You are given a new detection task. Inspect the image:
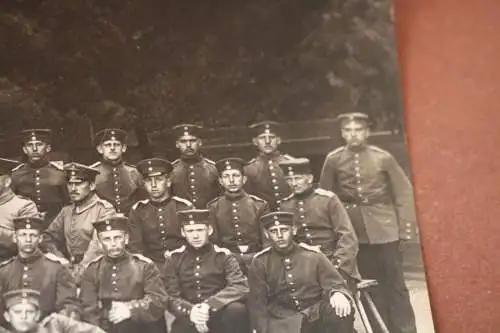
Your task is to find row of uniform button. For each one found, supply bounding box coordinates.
[34,169,42,206]
[269,160,282,203]
[188,165,198,205]
[230,202,243,241]
[112,168,122,211]
[282,258,302,310]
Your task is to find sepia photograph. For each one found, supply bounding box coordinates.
[0,1,434,333]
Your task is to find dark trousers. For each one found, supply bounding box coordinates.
[102,316,166,333]
[357,241,417,333]
[301,301,354,333]
[171,301,248,333]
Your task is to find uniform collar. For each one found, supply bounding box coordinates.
[224,190,245,201]
[101,158,123,167]
[18,249,43,264]
[258,150,281,160]
[28,158,49,169]
[74,192,100,214]
[0,189,15,206]
[294,186,314,200]
[346,144,368,153]
[150,195,172,207]
[105,250,131,264]
[272,242,298,256]
[180,154,202,164]
[187,242,213,255]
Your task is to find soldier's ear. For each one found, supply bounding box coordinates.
[207,225,214,236]
[217,177,224,188]
[252,137,259,147]
[197,139,203,148]
[96,144,104,155]
[46,144,52,153]
[180,228,186,238]
[121,144,128,153]
[124,233,129,245]
[89,181,96,191]
[242,175,248,185]
[3,311,10,324]
[175,140,181,149]
[276,136,282,145]
[12,233,17,244]
[34,310,40,322]
[292,226,298,236]
[22,145,29,155]
[306,175,314,184]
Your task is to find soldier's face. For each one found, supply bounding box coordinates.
[182,224,213,249]
[285,174,313,194]
[98,230,128,258]
[144,174,171,200]
[97,139,127,162]
[176,135,202,157]
[341,121,369,147]
[67,180,95,203]
[252,133,281,154]
[4,303,40,333]
[266,225,295,249]
[0,175,11,194]
[22,140,51,163]
[14,230,41,255]
[219,169,246,193]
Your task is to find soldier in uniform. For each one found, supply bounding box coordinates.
[10,129,70,230]
[170,124,220,209]
[318,112,417,333]
[0,158,39,262]
[278,157,360,288]
[163,209,249,333]
[243,121,293,210]
[248,211,354,333]
[1,289,105,333]
[0,216,80,322]
[128,157,193,267]
[90,128,146,215]
[208,157,269,272]
[80,215,168,333]
[42,162,116,281]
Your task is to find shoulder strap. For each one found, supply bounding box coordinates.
[173,196,194,207]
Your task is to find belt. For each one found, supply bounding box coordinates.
[340,196,392,206]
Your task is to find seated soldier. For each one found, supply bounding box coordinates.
[208,157,269,272]
[0,216,79,323]
[79,215,168,333]
[278,157,360,289]
[163,209,249,333]
[248,212,355,333]
[1,289,105,333]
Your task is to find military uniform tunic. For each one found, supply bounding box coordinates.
[80,252,168,333]
[0,190,39,260]
[42,193,116,266]
[208,191,269,254]
[10,161,69,229]
[248,243,353,333]
[243,152,293,210]
[0,251,79,319]
[279,188,359,281]
[90,161,146,215]
[128,196,193,265]
[170,156,219,209]
[319,145,416,244]
[162,244,248,319]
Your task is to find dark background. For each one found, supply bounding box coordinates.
[0,0,405,171]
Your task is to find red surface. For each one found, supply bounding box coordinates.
[396,1,500,332]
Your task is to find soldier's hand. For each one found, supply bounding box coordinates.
[189,303,210,325]
[329,292,352,318]
[108,301,132,324]
[398,239,410,252]
[195,322,210,333]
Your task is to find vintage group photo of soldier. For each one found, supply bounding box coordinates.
[0,1,435,333]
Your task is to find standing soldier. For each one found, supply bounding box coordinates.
[0,216,80,320]
[243,121,293,210]
[128,157,193,267]
[90,128,146,215]
[247,211,354,333]
[42,162,116,281]
[208,157,269,271]
[0,158,39,262]
[10,129,70,230]
[163,209,249,333]
[170,124,219,209]
[318,112,417,333]
[1,289,105,333]
[80,215,168,333]
[279,157,360,288]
